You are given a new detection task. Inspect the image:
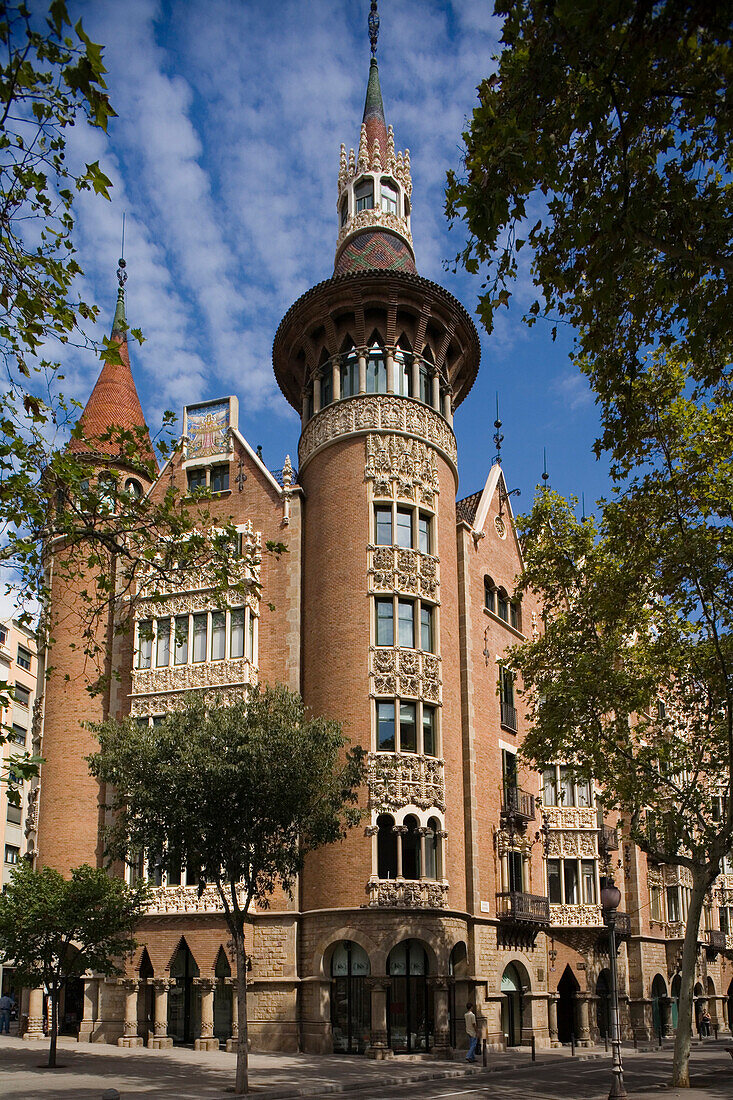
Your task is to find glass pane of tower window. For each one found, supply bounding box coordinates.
[418,514,431,554]
[211,612,226,660]
[174,616,189,665]
[230,609,245,659]
[187,468,206,493]
[543,768,558,806]
[339,197,348,227]
[210,465,229,492]
[375,599,394,646]
[193,613,208,663]
[366,348,387,393]
[156,619,170,667]
[247,612,255,661]
[581,860,596,903]
[398,600,414,648]
[667,885,681,922]
[340,354,358,398]
[375,507,392,545]
[560,766,575,806]
[396,509,412,548]
[547,859,562,903]
[510,602,521,630]
[400,702,417,753]
[419,361,431,404]
[422,706,436,756]
[321,367,333,407]
[394,352,411,395]
[650,886,663,922]
[420,606,433,653]
[380,179,398,214]
[377,701,395,751]
[355,178,374,211]
[564,861,579,904]
[496,591,509,621]
[138,621,152,668]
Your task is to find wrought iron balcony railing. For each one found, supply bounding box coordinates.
[502,785,536,823]
[497,891,550,925]
[705,929,726,952]
[600,823,619,851]
[500,700,517,732]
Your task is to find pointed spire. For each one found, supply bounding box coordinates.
[362,57,388,153]
[68,256,156,471]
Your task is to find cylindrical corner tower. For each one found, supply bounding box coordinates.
[273,21,480,1055]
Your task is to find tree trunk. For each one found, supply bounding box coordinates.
[48,985,58,1069]
[233,925,249,1096]
[671,870,708,1087]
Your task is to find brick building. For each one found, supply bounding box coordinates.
[28,26,733,1056]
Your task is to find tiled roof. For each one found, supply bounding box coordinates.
[334,230,417,275]
[363,58,388,153]
[456,490,481,525]
[68,333,156,469]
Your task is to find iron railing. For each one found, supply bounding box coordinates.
[500,700,517,732]
[705,929,726,952]
[497,891,550,924]
[502,785,536,823]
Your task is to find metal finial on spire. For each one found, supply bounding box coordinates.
[581,492,587,522]
[492,392,503,466]
[117,213,127,290]
[542,448,550,491]
[369,0,380,57]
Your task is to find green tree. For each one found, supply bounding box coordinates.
[0,860,147,1067]
[89,685,366,1096]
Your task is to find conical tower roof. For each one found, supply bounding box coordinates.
[69,260,156,471]
[362,58,387,154]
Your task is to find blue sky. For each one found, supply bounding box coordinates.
[62,0,609,512]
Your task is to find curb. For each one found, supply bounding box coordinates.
[250,1059,526,1099]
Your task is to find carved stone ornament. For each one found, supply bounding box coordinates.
[136,524,261,603]
[132,657,256,698]
[368,545,440,602]
[335,207,414,253]
[298,396,457,473]
[146,883,252,915]
[135,589,259,622]
[369,647,441,702]
[367,752,446,812]
[494,515,507,540]
[544,806,597,831]
[497,829,533,857]
[664,864,692,887]
[546,831,599,858]
[130,685,248,718]
[647,867,664,889]
[549,903,604,928]
[365,877,448,909]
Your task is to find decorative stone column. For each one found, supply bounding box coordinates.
[430,368,440,411]
[483,993,505,1051]
[548,993,561,1047]
[523,992,551,1048]
[367,977,393,1059]
[23,987,45,1041]
[117,978,143,1047]
[431,977,452,1059]
[77,977,97,1042]
[660,996,674,1039]
[385,346,395,393]
[629,997,652,1041]
[714,994,730,1035]
[226,979,239,1053]
[358,348,367,394]
[194,977,219,1051]
[148,979,173,1049]
[332,359,341,402]
[576,993,592,1046]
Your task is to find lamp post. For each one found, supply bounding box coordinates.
[601,879,627,1099]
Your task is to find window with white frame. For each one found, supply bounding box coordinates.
[355,177,374,212]
[137,607,256,669]
[373,503,434,553]
[375,699,438,756]
[12,683,30,708]
[547,857,598,904]
[186,463,230,494]
[374,596,434,653]
[4,844,19,864]
[542,764,593,808]
[380,178,398,215]
[17,646,31,671]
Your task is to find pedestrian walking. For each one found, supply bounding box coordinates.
[0,992,14,1035]
[464,1000,478,1063]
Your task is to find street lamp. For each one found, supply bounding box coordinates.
[601,879,627,1099]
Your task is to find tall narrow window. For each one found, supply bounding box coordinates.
[230,608,245,659]
[398,600,414,648]
[211,612,226,661]
[377,814,397,878]
[396,509,413,548]
[247,612,255,661]
[559,766,575,806]
[420,606,433,653]
[542,767,558,806]
[377,701,395,751]
[500,667,516,731]
[422,706,436,756]
[394,351,411,396]
[484,577,495,613]
[402,816,421,879]
[355,178,374,212]
[400,702,417,753]
[667,885,681,922]
[174,616,189,665]
[564,861,579,904]
[366,346,387,393]
[376,599,394,646]
[340,353,358,398]
[138,621,152,669]
[380,179,398,214]
[496,589,509,622]
[339,197,348,227]
[210,465,229,492]
[507,850,523,892]
[193,613,207,663]
[156,619,170,667]
[321,366,333,407]
[375,507,392,545]
[418,514,431,555]
[547,859,562,903]
[510,602,521,631]
[419,360,431,404]
[582,860,596,903]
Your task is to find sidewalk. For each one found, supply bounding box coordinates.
[0,1033,730,1100]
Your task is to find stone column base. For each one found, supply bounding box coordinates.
[118,1036,144,1047]
[77,1022,93,1042]
[194,1037,219,1052]
[148,1036,173,1049]
[22,1031,45,1042]
[432,1043,453,1060]
[368,1043,394,1060]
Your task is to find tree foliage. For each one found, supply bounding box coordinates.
[88,685,366,1095]
[0,860,147,1066]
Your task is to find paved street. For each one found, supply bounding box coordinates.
[0,1035,731,1100]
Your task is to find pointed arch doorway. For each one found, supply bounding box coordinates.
[557,965,580,1043]
[168,939,200,1044]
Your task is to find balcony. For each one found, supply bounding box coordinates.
[502,785,535,824]
[705,929,726,955]
[500,700,517,732]
[600,823,619,851]
[497,891,550,925]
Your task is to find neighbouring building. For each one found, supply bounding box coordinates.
[27,14,733,1055]
[0,616,39,1000]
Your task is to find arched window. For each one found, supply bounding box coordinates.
[387,940,432,1052]
[484,576,496,613]
[331,941,371,1054]
[366,343,387,393]
[380,178,399,215]
[510,600,522,632]
[402,815,421,880]
[339,196,348,227]
[320,361,333,407]
[424,816,442,880]
[355,177,374,212]
[124,477,143,499]
[377,814,397,878]
[496,587,509,622]
[304,386,314,422]
[394,348,412,396]
[340,350,359,398]
[418,355,432,405]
